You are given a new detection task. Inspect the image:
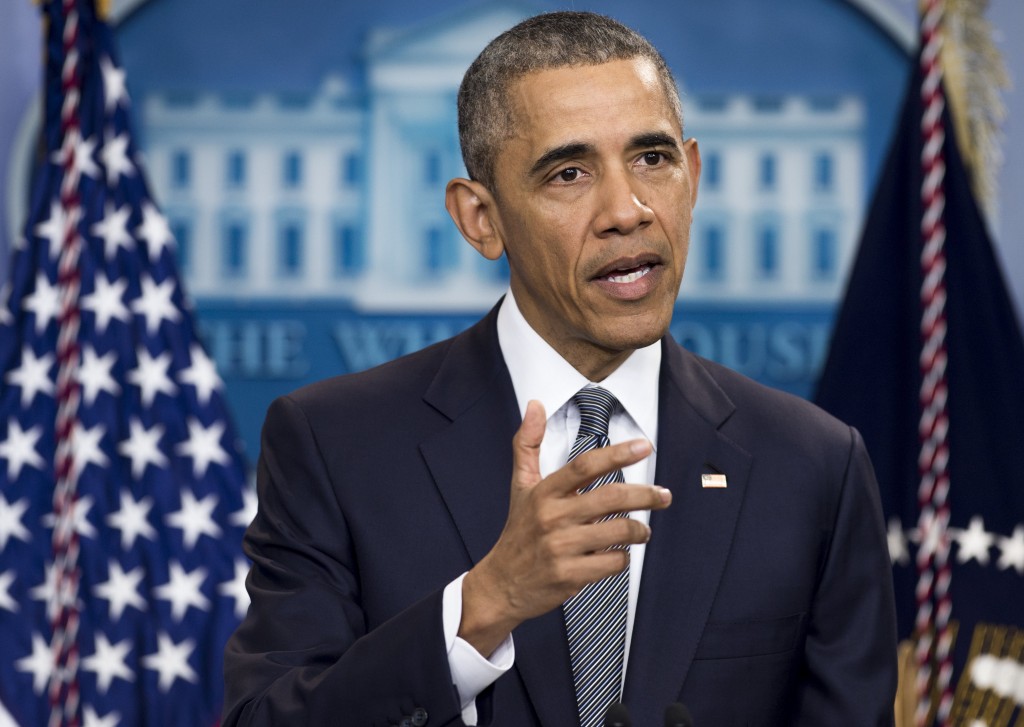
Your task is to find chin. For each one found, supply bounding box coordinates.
[599,319,669,353]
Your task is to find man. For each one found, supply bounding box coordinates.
[223,12,897,726]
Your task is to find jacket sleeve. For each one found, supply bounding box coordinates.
[222,394,466,727]
[794,426,899,726]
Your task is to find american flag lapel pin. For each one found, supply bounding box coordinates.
[701,473,728,489]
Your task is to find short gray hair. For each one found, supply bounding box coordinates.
[457,11,683,191]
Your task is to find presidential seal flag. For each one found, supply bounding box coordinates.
[0,1,251,724]
[815,1,1023,726]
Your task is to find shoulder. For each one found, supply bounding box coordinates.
[672,342,858,465]
[266,337,454,452]
[708,355,847,433]
[264,305,505,435]
[286,335,455,418]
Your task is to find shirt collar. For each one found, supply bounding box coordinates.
[496,289,661,446]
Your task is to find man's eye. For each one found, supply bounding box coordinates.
[555,167,580,182]
[641,152,665,166]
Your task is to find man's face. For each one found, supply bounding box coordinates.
[488,58,700,380]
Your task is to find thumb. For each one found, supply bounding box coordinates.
[511,399,546,488]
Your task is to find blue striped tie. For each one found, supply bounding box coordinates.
[563,386,629,727]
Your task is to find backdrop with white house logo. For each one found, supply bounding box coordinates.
[1,0,1011,462]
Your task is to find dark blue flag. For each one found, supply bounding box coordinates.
[815,9,1024,726]
[0,1,252,724]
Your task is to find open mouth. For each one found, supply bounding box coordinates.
[591,254,663,299]
[601,264,653,284]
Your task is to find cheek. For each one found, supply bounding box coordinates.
[525,218,579,273]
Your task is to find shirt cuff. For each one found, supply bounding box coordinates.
[443,573,515,724]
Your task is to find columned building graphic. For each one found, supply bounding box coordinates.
[683,95,863,303]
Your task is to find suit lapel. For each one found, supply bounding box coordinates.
[418,306,579,726]
[623,339,752,725]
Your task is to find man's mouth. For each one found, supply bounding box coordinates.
[591,255,664,300]
[602,264,653,284]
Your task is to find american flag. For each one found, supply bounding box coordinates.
[0,1,251,725]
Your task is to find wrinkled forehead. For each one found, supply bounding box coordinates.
[504,59,681,149]
[504,57,680,133]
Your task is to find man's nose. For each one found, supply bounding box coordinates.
[593,167,654,237]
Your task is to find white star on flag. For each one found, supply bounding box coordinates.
[4,346,55,409]
[28,563,60,621]
[886,518,910,566]
[105,489,157,550]
[22,273,61,334]
[15,632,53,694]
[81,272,131,333]
[100,55,128,111]
[82,633,134,693]
[83,705,121,727]
[53,129,101,181]
[72,422,110,481]
[996,526,1024,574]
[43,494,98,541]
[127,347,177,407]
[176,418,230,479]
[135,202,175,263]
[131,274,182,335]
[93,560,146,621]
[117,418,168,480]
[143,633,198,692]
[154,561,210,622]
[219,559,250,620]
[0,495,31,551]
[230,486,258,529]
[0,419,46,480]
[77,345,121,406]
[953,516,996,565]
[179,344,222,405]
[90,202,134,259]
[166,489,222,549]
[0,571,18,613]
[100,130,134,184]
[33,200,67,261]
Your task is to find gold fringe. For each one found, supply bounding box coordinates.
[895,640,918,727]
[935,0,1010,216]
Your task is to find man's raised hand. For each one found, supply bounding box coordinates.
[459,399,671,657]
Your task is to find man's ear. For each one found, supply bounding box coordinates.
[683,137,701,208]
[445,178,506,260]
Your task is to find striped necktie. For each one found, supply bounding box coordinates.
[562,386,629,727]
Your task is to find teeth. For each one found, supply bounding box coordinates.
[606,265,651,284]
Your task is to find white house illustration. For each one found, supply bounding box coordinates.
[141,3,863,310]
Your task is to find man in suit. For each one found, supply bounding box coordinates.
[223,11,898,726]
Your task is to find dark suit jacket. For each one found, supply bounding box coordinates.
[223,305,898,726]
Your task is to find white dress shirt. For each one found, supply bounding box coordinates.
[442,291,661,723]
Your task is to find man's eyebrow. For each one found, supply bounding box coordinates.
[528,142,594,178]
[527,133,680,178]
[629,131,680,151]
